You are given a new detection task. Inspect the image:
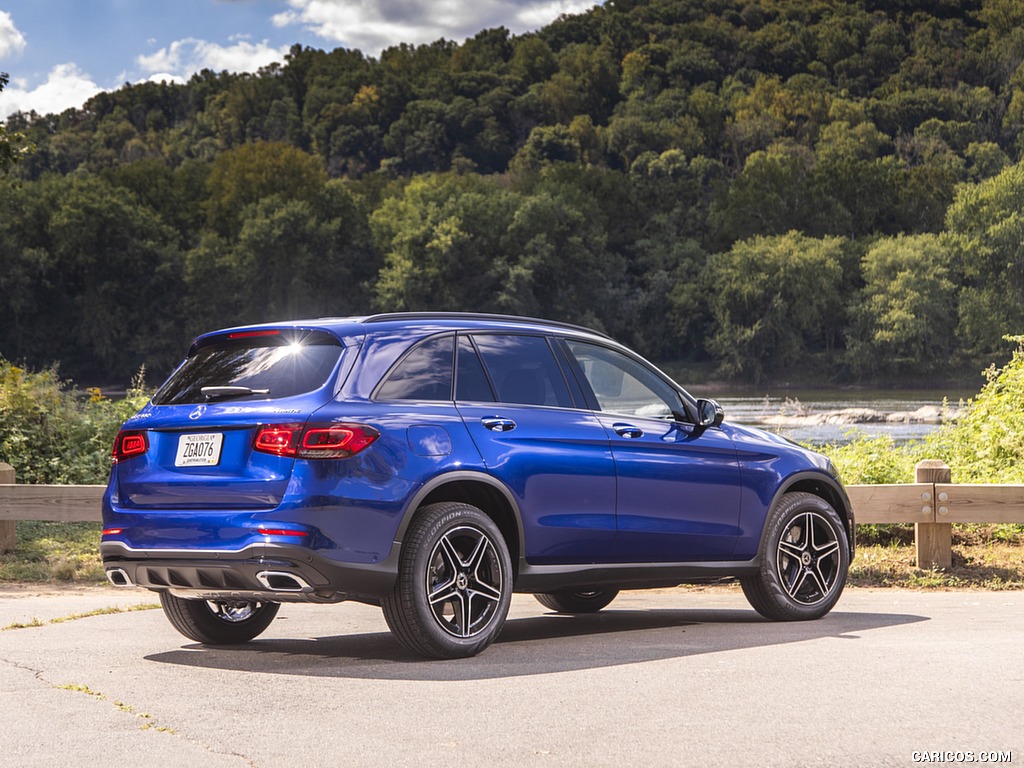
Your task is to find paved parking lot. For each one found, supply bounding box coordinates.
[1,586,1020,767]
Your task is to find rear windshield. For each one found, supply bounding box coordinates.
[153,334,344,405]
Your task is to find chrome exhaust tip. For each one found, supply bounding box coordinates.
[106,568,133,587]
[255,571,313,593]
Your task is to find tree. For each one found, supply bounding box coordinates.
[845,234,957,376]
[712,140,846,243]
[203,142,327,238]
[372,174,520,312]
[946,161,1024,354]
[185,181,377,335]
[0,73,26,173]
[0,174,185,381]
[706,232,847,382]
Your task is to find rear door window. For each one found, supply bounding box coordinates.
[471,334,574,408]
[153,333,343,405]
[456,336,495,402]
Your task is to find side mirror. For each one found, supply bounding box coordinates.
[696,398,724,428]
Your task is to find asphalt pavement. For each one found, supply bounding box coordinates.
[0,585,1020,767]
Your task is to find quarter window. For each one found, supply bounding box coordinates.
[376,335,454,401]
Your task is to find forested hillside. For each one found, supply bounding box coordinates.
[3,0,1024,384]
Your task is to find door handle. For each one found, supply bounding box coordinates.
[613,423,643,439]
[481,417,516,432]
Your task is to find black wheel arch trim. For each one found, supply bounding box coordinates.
[390,470,527,571]
[758,472,856,559]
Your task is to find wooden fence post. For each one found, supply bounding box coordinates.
[915,460,952,570]
[0,463,15,553]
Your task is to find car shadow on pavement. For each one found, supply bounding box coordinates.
[144,607,927,681]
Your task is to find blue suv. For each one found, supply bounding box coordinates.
[102,313,853,658]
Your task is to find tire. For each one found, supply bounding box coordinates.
[382,502,513,659]
[741,492,849,621]
[158,592,280,644]
[534,589,619,614]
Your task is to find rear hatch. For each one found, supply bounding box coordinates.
[115,328,347,510]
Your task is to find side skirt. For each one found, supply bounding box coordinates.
[514,559,760,593]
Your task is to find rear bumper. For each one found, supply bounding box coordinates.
[100,541,399,602]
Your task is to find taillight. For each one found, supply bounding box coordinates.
[253,424,302,456]
[301,426,379,457]
[253,423,379,459]
[112,430,148,462]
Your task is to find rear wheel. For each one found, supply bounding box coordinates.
[382,502,512,659]
[158,592,280,644]
[534,589,619,614]
[741,492,849,621]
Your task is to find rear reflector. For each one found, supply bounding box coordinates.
[112,430,148,462]
[253,423,379,459]
[257,527,310,537]
[102,528,124,536]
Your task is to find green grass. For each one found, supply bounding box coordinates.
[850,541,1024,589]
[0,521,105,582]
[2,603,160,631]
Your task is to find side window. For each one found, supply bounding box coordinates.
[472,334,574,408]
[456,336,495,402]
[565,340,683,420]
[375,335,454,401]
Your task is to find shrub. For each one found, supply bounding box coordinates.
[0,359,151,485]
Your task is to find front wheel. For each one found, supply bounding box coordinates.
[534,589,619,614]
[158,592,280,644]
[382,502,512,659]
[741,492,849,621]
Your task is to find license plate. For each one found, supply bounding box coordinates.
[174,433,223,467]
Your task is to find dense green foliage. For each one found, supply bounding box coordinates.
[6,1,1024,382]
[0,360,150,484]
[0,73,25,173]
[825,336,1024,485]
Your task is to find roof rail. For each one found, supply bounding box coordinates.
[361,311,610,339]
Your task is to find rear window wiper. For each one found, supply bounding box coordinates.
[200,386,271,401]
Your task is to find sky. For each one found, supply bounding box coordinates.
[0,0,596,119]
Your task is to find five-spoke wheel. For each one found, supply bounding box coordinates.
[741,492,849,621]
[382,502,512,659]
[426,524,505,638]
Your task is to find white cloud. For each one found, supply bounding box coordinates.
[0,10,27,60]
[0,63,102,118]
[144,73,188,85]
[272,0,596,55]
[136,38,291,79]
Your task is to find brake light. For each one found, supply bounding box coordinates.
[228,329,281,339]
[253,423,379,459]
[112,430,148,462]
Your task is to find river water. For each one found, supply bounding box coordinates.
[691,388,975,446]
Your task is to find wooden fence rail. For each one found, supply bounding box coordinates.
[1,461,1022,569]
